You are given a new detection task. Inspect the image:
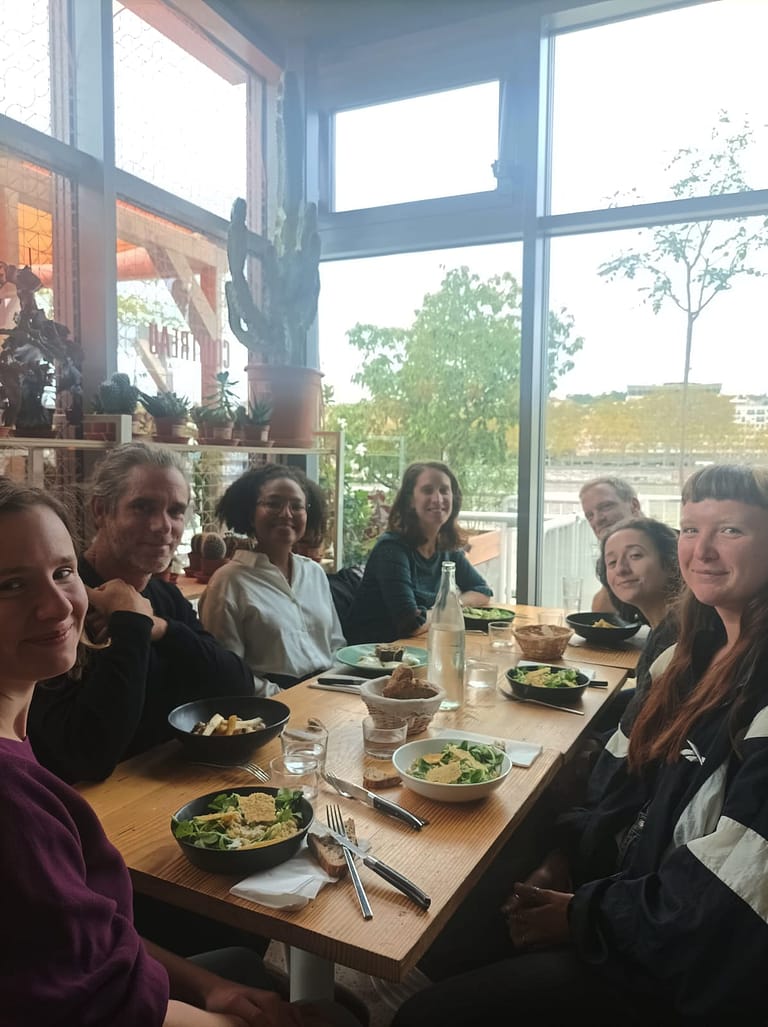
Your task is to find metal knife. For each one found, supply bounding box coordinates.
[322,827,431,910]
[325,774,427,830]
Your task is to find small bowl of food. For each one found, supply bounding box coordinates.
[462,606,515,633]
[393,738,511,803]
[359,666,445,735]
[171,786,313,874]
[512,623,572,661]
[566,612,641,646]
[504,664,589,706]
[168,696,290,766]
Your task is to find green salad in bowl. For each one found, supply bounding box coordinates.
[463,607,515,632]
[393,739,512,802]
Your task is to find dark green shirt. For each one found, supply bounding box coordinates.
[347,531,492,643]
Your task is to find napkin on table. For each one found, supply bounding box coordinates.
[230,826,370,911]
[430,728,542,768]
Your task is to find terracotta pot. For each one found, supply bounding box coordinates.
[196,556,228,583]
[242,424,271,445]
[153,417,189,443]
[245,364,322,449]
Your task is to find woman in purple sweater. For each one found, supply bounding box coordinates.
[0,477,344,1027]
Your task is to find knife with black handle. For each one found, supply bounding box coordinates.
[323,827,431,910]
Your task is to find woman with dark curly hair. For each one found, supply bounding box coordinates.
[199,464,344,692]
[347,461,491,643]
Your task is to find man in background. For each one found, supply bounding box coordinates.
[579,476,642,612]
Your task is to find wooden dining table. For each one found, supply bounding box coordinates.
[79,628,631,1003]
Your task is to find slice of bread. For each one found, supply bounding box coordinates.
[307,818,357,878]
[362,759,402,790]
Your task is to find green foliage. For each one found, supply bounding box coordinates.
[336,266,582,497]
[202,371,239,425]
[92,372,139,414]
[234,399,273,428]
[139,390,190,419]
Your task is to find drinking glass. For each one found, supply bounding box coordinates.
[562,576,583,614]
[362,716,408,759]
[269,754,318,800]
[466,658,498,689]
[488,621,514,651]
[280,718,328,774]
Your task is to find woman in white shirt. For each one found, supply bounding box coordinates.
[199,465,345,694]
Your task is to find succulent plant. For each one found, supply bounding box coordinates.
[139,390,190,420]
[201,371,240,426]
[189,533,204,555]
[92,372,139,414]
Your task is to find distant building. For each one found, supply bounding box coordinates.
[731,395,768,427]
[626,382,722,400]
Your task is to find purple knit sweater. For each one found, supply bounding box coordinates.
[0,737,169,1026]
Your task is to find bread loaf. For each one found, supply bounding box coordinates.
[307,818,357,878]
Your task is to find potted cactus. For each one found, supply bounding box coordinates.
[186,532,204,576]
[197,531,228,583]
[224,71,322,448]
[139,390,190,442]
[83,372,139,442]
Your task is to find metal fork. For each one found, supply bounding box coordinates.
[327,803,373,920]
[192,761,270,782]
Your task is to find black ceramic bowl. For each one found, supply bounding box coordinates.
[566,612,641,646]
[505,664,589,705]
[462,607,516,633]
[168,696,290,765]
[171,786,313,874]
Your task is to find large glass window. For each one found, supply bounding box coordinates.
[0,0,52,136]
[0,148,73,325]
[333,82,499,211]
[115,201,246,405]
[550,0,768,214]
[319,243,529,588]
[113,1,248,218]
[540,214,768,606]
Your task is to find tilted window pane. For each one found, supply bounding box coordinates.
[334,82,499,211]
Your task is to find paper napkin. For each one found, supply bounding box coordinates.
[230,826,370,911]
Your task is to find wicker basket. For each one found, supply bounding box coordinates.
[513,623,572,661]
[359,676,445,736]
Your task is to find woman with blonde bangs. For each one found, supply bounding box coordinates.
[393,464,768,1026]
[0,477,356,1027]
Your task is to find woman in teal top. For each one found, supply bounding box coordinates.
[347,462,492,643]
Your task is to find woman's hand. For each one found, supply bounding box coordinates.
[204,982,304,1027]
[503,882,572,951]
[501,849,572,932]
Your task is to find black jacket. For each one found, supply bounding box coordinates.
[28,558,255,782]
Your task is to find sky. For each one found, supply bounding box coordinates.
[319,0,768,404]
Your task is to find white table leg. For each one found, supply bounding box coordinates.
[287,945,335,1002]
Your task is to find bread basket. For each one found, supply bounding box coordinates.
[512,623,572,661]
[359,675,445,736]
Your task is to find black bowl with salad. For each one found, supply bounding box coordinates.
[462,606,515,633]
[171,786,313,874]
[505,664,589,705]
